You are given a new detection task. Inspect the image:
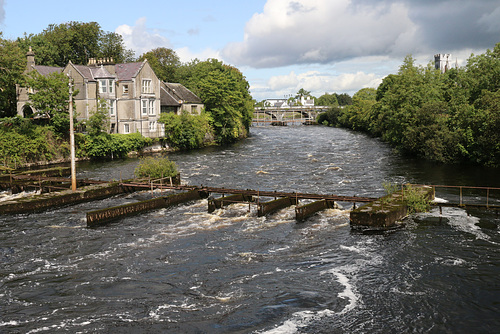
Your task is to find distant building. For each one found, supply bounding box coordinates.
[435,54,452,73]
[264,96,314,108]
[16,47,203,138]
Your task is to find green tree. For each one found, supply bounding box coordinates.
[18,22,134,67]
[86,98,110,137]
[24,71,76,136]
[159,111,211,149]
[316,93,338,107]
[0,34,25,117]
[139,47,181,82]
[335,93,352,106]
[180,59,253,144]
[99,32,135,63]
[295,88,311,100]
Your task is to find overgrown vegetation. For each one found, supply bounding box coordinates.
[0,117,69,168]
[383,182,431,214]
[159,112,212,150]
[318,42,500,167]
[134,156,178,179]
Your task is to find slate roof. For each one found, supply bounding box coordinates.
[72,64,95,81]
[92,65,115,79]
[66,62,144,82]
[163,82,202,104]
[160,83,181,107]
[115,62,143,81]
[33,65,63,76]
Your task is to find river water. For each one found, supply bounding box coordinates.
[1,126,499,333]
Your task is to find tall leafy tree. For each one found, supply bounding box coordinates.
[316,93,338,107]
[17,22,133,66]
[24,71,76,136]
[138,47,181,82]
[99,32,135,63]
[0,34,25,117]
[180,59,253,144]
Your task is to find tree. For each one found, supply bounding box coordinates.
[24,71,76,136]
[295,88,311,100]
[138,47,181,82]
[316,93,338,107]
[99,32,135,63]
[0,34,25,117]
[18,22,134,67]
[335,93,352,106]
[86,98,110,137]
[180,59,253,144]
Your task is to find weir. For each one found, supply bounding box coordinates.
[0,170,496,229]
[87,190,209,227]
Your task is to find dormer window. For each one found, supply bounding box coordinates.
[99,79,115,94]
[99,79,107,93]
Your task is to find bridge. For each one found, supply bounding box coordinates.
[253,106,330,125]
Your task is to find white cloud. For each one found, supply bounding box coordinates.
[175,46,221,63]
[223,0,418,68]
[222,0,500,69]
[115,17,171,57]
[258,68,383,100]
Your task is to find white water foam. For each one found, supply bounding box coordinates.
[261,239,381,333]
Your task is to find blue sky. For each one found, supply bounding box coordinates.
[1,0,499,101]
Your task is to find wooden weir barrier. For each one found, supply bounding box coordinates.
[87,190,209,227]
[101,181,377,226]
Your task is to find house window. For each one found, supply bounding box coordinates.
[108,100,116,116]
[191,105,197,114]
[110,123,116,134]
[124,123,130,134]
[123,84,129,95]
[99,79,107,93]
[148,100,155,115]
[142,79,152,94]
[142,100,148,115]
[108,80,114,94]
[149,121,156,132]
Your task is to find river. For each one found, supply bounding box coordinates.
[1,126,499,333]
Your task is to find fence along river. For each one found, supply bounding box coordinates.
[1,126,500,333]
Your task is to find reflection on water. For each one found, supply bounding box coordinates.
[1,126,499,333]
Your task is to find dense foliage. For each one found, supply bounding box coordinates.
[159,112,211,150]
[17,21,134,67]
[178,59,254,144]
[138,47,181,83]
[319,43,500,167]
[0,117,69,168]
[134,156,178,179]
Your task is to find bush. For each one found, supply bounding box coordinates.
[134,156,178,179]
[82,132,152,159]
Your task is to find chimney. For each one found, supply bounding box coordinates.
[26,46,35,73]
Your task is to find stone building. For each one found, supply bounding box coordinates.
[160,82,203,115]
[16,48,203,138]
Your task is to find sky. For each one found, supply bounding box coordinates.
[1,0,499,101]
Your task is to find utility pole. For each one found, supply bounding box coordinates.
[68,72,77,191]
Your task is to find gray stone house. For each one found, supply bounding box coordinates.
[16,48,203,138]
